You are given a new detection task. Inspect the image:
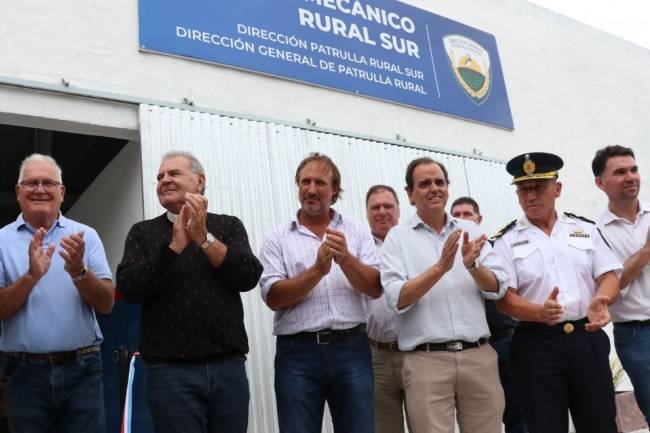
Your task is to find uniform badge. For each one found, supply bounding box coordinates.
[443,35,492,105]
[523,154,536,176]
[569,228,590,238]
[511,239,529,248]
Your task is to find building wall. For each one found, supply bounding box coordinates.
[67,141,144,274]
[1,0,648,218]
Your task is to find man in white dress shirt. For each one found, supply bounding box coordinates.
[381,156,506,433]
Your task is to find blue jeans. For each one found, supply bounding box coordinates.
[145,356,249,433]
[275,331,374,433]
[490,334,529,433]
[1,350,105,433]
[614,323,650,424]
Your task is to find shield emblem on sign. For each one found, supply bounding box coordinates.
[443,35,492,105]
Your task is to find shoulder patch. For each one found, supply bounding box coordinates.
[564,212,595,225]
[490,219,517,242]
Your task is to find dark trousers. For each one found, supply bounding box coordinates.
[490,333,529,433]
[145,356,249,433]
[511,326,617,433]
[274,330,374,433]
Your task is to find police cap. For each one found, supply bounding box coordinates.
[506,152,563,184]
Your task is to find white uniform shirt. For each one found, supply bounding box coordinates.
[597,201,650,322]
[381,213,508,351]
[493,212,622,321]
[366,237,398,343]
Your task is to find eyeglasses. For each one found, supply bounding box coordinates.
[18,179,62,191]
[515,181,553,196]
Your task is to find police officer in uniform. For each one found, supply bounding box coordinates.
[493,152,620,433]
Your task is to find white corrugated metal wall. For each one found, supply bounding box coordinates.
[139,104,520,433]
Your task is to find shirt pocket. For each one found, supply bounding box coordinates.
[512,243,543,286]
[566,236,594,277]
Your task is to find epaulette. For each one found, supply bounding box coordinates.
[563,212,595,224]
[489,220,517,243]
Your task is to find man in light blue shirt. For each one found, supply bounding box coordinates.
[381,157,507,433]
[0,154,114,433]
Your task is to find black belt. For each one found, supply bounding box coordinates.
[413,338,488,352]
[283,324,365,345]
[616,319,650,327]
[518,318,589,334]
[144,353,245,365]
[369,338,401,352]
[3,345,100,364]
[489,327,515,342]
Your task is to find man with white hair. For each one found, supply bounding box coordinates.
[0,153,115,433]
[117,151,263,433]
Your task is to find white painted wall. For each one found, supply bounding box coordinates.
[0,0,648,219]
[66,142,144,274]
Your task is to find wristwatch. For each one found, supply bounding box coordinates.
[466,259,481,271]
[72,266,88,282]
[201,233,217,250]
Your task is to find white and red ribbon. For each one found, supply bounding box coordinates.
[120,351,140,433]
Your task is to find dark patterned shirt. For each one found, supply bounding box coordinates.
[116,213,262,362]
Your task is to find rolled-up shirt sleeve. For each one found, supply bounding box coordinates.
[591,225,622,278]
[477,240,508,300]
[492,237,518,292]
[356,226,381,270]
[380,229,414,314]
[258,228,287,303]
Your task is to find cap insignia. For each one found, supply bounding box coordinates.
[523,154,536,176]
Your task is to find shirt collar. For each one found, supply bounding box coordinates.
[290,208,342,230]
[166,211,178,223]
[600,201,650,225]
[409,212,456,232]
[514,211,572,231]
[16,212,66,231]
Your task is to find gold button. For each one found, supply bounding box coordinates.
[563,323,574,334]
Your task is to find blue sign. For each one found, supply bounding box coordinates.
[139,0,514,129]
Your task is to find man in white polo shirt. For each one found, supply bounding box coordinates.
[593,145,650,424]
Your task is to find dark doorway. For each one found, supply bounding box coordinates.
[0,124,128,226]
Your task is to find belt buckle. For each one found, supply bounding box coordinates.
[388,342,399,351]
[446,341,463,351]
[563,323,575,334]
[316,331,332,345]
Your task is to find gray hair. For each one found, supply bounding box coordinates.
[162,151,205,176]
[161,150,206,193]
[18,153,63,184]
